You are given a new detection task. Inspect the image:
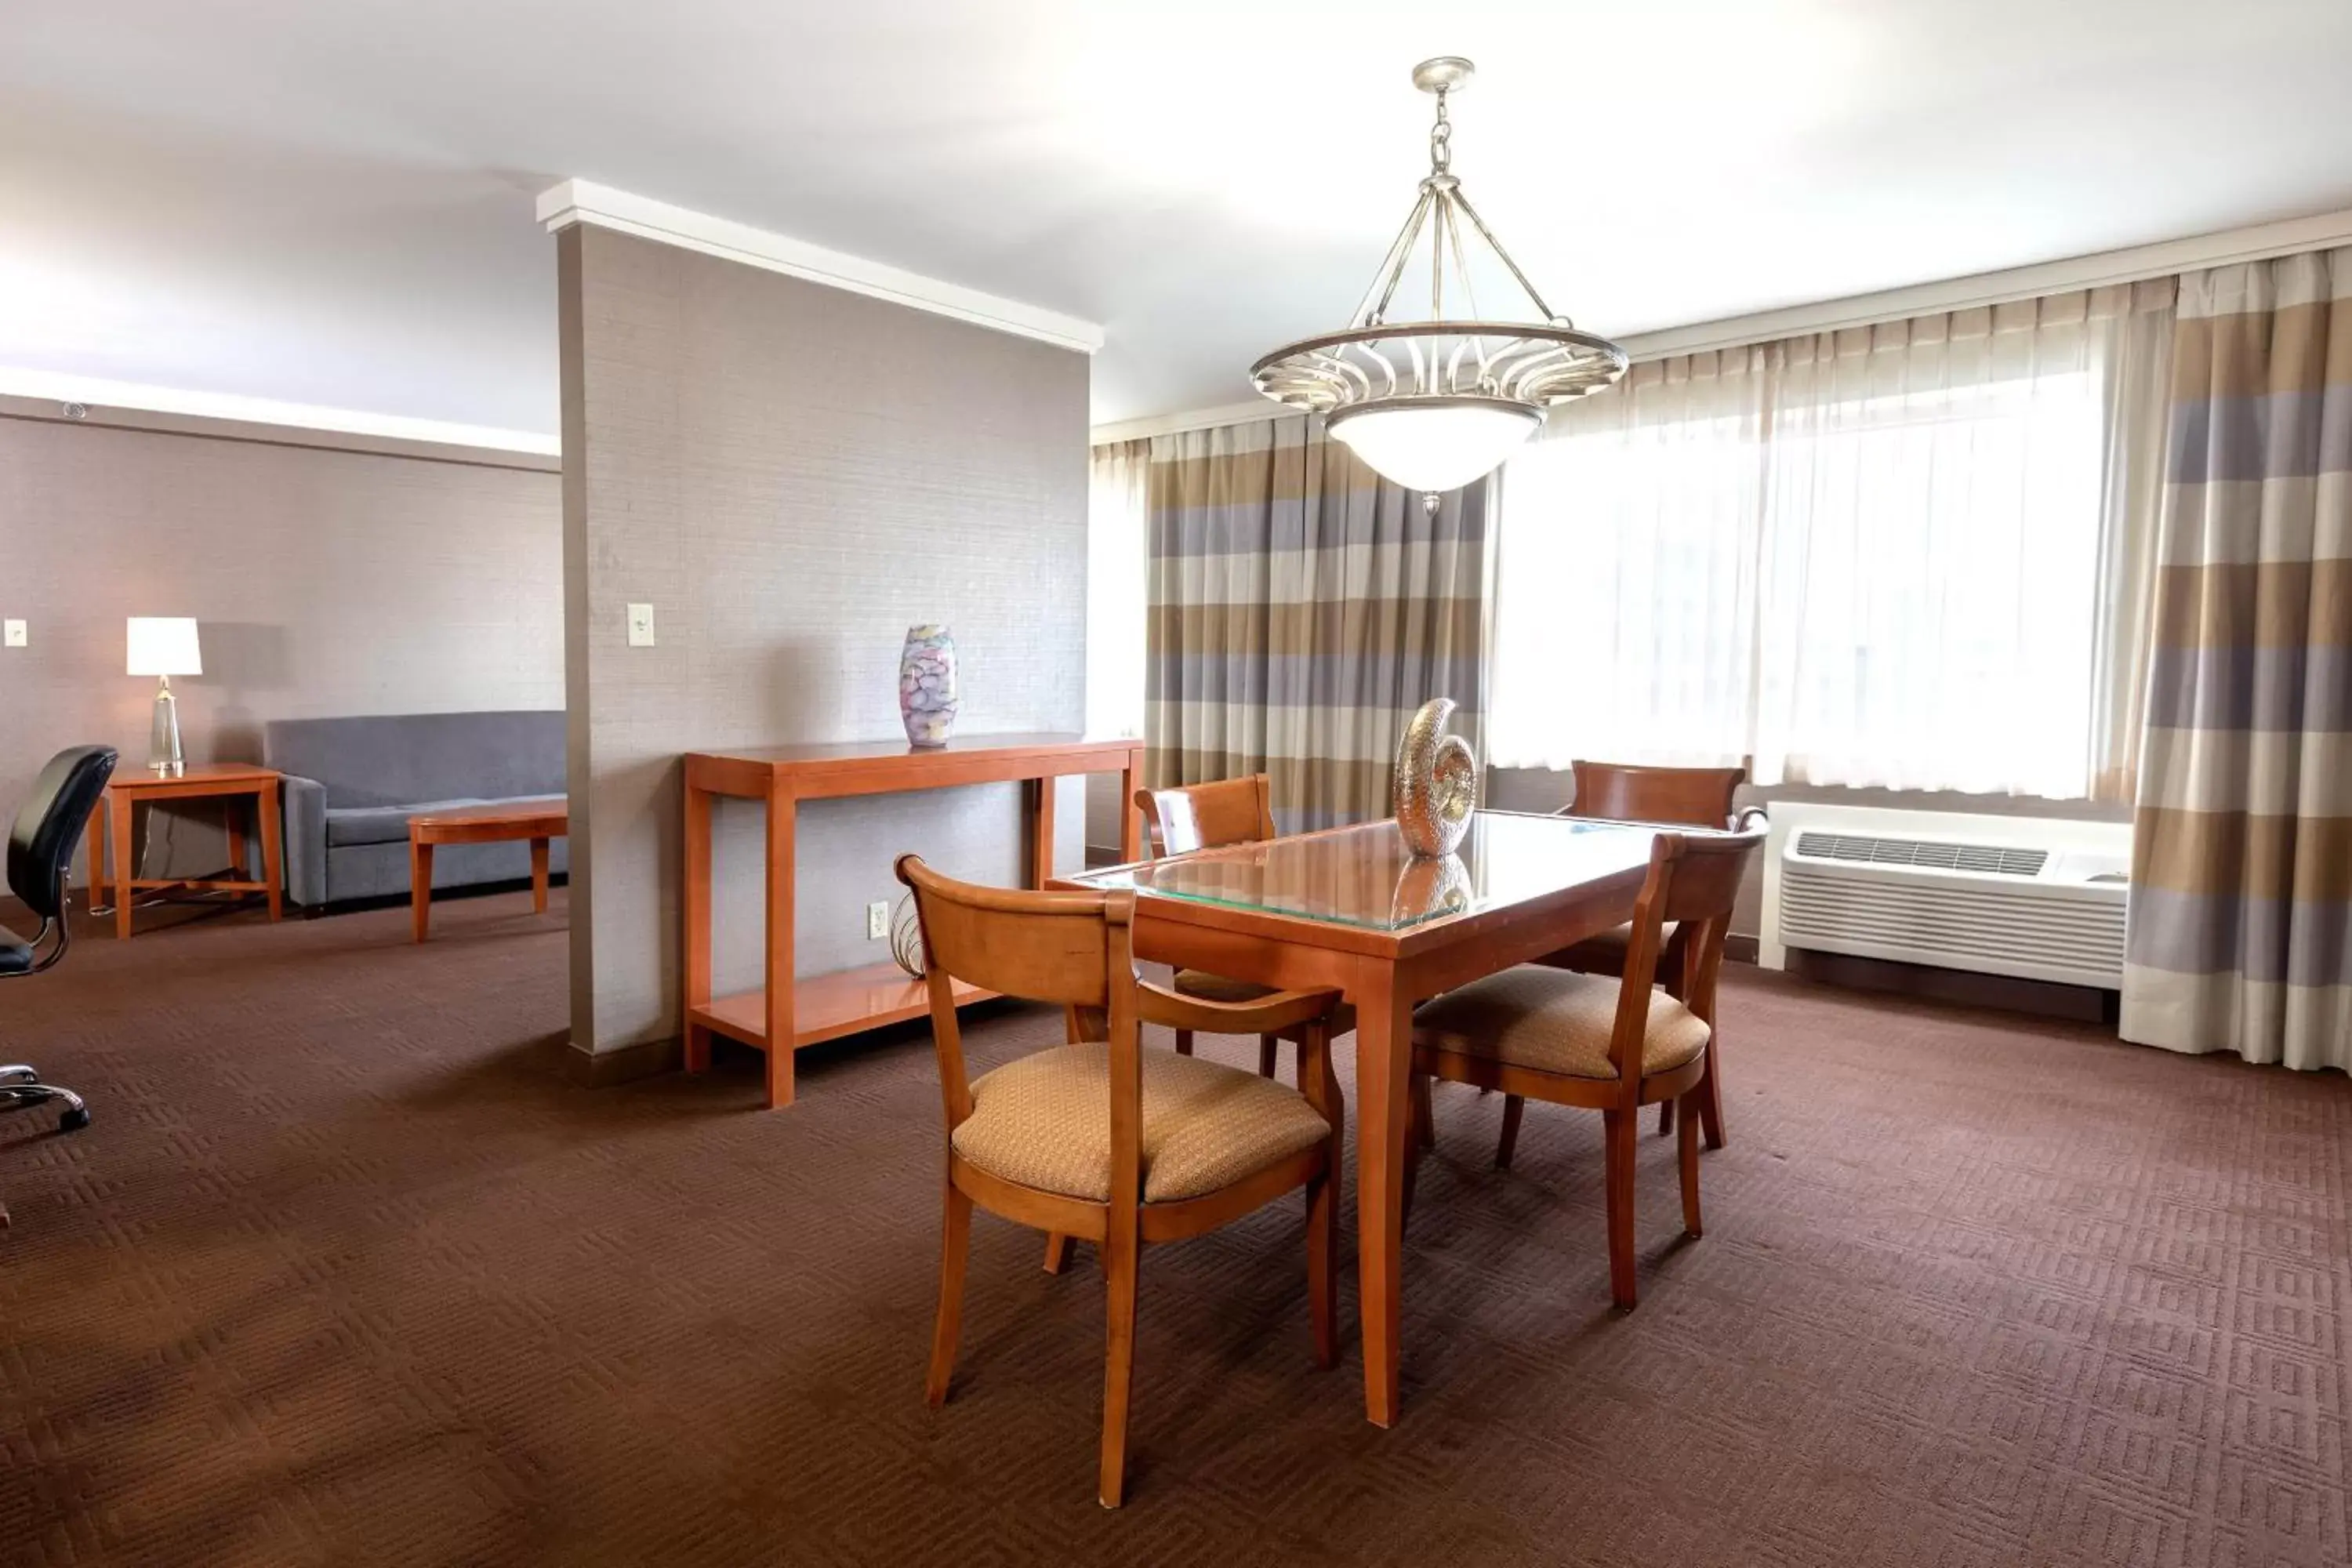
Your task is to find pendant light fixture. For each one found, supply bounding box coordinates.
[1250,57,1627,509]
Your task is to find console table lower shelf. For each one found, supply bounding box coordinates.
[679,733,1147,1108]
[688,963,996,1054]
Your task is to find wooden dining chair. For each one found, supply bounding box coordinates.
[1134,775,1353,1081]
[1406,825,1766,1310]
[1547,760,1748,1145]
[896,854,1343,1508]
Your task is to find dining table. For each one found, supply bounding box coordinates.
[1059,807,1684,1428]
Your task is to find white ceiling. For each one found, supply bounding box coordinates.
[8,0,2352,439]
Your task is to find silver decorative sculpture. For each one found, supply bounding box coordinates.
[888,893,927,979]
[1392,697,1477,858]
[1390,853,1472,924]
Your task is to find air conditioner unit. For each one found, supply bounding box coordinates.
[1759,803,2131,990]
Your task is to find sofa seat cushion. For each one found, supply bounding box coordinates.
[951,1043,1331,1203]
[1412,967,1710,1081]
[324,800,487,848]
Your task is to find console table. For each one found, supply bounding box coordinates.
[681,733,1146,1109]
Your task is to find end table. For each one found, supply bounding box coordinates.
[87,764,284,938]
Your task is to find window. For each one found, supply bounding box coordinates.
[1490,292,2165,800]
[1086,438,1150,739]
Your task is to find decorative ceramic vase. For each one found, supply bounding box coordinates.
[1392,696,1477,858]
[898,624,959,747]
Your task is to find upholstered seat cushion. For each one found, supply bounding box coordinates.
[1171,967,1276,1004]
[1412,967,1710,1080]
[952,1043,1331,1203]
[324,799,487,847]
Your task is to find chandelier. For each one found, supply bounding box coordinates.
[1250,57,1627,508]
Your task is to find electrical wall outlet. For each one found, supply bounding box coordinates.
[626,602,655,647]
[2,619,24,648]
[867,900,889,940]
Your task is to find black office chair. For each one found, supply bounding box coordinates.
[2,745,118,1134]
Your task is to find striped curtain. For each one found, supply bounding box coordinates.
[2122,247,2352,1072]
[1145,416,1490,832]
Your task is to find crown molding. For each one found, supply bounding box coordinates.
[1613,203,2352,362]
[538,179,1104,355]
[0,367,558,459]
[1090,204,2352,445]
[1087,400,1274,445]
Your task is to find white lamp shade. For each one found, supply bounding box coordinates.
[1328,401,1543,496]
[126,617,201,677]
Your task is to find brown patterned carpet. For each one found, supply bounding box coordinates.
[2,888,2348,1567]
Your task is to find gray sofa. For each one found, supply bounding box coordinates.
[264,711,568,908]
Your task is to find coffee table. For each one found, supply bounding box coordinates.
[407,800,568,942]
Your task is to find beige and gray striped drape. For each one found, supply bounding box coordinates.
[1145,416,1491,831]
[2122,246,2352,1072]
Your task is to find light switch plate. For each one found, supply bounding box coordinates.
[626,602,655,647]
[2,619,24,648]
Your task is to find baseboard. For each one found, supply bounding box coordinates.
[1725,933,1759,965]
[564,1034,684,1087]
[1784,948,2117,1025]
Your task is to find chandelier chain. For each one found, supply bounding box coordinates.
[1429,87,1453,173]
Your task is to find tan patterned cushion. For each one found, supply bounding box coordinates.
[1172,968,1276,1004]
[953,1044,1332,1203]
[1412,967,1709,1080]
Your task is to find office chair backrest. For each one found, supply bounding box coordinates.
[9,746,119,921]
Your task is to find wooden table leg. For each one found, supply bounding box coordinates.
[764,785,797,1109]
[683,780,713,1073]
[226,807,246,884]
[1030,774,1056,887]
[257,780,282,920]
[111,792,135,940]
[410,838,434,942]
[1352,962,1415,1428]
[1119,747,1144,861]
[531,837,551,913]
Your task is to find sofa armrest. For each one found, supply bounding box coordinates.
[280,774,328,906]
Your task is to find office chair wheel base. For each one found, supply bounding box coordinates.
[59,1106,89,1133]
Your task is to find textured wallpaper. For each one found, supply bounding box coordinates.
[0,413,562,881]
[560,224,1090,1056]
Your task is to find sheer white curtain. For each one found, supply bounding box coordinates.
[1086,438,1151,738]
[1490,284,2174,800]
[1490,351,1769,769]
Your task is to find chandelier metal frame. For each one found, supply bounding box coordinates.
[1250,57,1628,443]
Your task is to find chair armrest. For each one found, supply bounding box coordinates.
[1732,804,1769,833]
[279,774,328,906]
[1136,979,1344,1037]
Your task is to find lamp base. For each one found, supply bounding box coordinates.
[148,677,184,777]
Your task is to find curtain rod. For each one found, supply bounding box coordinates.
[1091,204,2352,447]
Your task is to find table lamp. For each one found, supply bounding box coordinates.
[126,616,201,776]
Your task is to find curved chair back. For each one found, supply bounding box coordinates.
[9,746,118,921]
[1134,775,1276,858]
[1565,760,1745,829]
[1617,824,1769,1046]
[895,853,1140,1132]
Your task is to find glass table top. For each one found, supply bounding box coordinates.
[1071,811,1665,932]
